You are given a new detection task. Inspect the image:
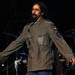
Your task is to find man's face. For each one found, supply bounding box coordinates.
[32,4,43,21]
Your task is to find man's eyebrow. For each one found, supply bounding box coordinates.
[32,8,40,10]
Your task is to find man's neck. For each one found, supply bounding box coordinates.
[36,16,42,22]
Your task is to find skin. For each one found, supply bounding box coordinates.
[32,4,44,22]
[71,58,75,65]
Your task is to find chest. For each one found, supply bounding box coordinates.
[28,24,48,38]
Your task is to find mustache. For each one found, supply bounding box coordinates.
[32,14,37,16]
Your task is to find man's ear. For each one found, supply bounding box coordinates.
[41,12,44,15]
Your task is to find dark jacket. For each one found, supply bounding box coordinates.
[0,18,74,71]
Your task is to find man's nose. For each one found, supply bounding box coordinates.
[33,10,36,13]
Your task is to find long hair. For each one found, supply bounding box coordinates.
[32,1,49,19]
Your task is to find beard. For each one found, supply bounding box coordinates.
[31,14,38,22]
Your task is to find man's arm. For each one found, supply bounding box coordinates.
[48,22,74,63]
[0,26,27,62]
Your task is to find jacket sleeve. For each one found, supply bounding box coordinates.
[48,22,74,63]
[0,26,27,62]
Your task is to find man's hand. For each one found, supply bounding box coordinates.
[70,58,75,65]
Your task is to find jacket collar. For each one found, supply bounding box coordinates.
[31,17,44,26]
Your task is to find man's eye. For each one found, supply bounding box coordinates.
[32,9,39,11]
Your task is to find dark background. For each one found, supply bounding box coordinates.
[0,0,75,52]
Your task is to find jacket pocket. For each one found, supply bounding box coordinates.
[37,34,50,46]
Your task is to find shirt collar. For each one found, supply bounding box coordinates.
[33,17,44,25]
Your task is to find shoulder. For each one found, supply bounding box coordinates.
[43,19,54,24]
[22,23,31,32]
[43,19,56,29]
[24,22,32,29]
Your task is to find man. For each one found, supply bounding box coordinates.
[0,1,75,75]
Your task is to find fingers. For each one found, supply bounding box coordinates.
[71,58,75,65]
